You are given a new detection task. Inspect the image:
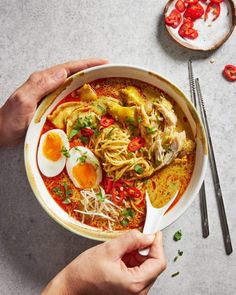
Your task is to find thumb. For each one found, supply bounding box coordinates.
[105,230,155,259]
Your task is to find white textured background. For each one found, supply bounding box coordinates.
[0,1,235,294]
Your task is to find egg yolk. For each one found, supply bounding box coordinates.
[43,132,63,161]
[72,163,97,188]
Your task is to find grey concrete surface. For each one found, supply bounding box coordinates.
[0,1,235,294]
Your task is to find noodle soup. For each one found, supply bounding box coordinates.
[37,78,195,231]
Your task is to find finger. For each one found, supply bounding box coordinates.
[105,230,155,260]
[136,232,167,281]
[16,58,108,104]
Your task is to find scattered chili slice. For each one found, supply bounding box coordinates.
[128,137,145,152]
[126,187,142,198]
[112,183,125,205]
[165,9,182,28]
[103,177,113,194]
[178,23,198,39]
[185,0,199,4]
[223,65,236,82]
[204,2,221,21]
[175,0,186,12]
[210,0,223,3]
[80,128,94,137]
[100,115,115,128]
[184,3,204,20]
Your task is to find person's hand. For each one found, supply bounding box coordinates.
[42,230,167,295]
[0,58,108,146]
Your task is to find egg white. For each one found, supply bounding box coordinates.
[66,146,102,188]
[38,129,69,177]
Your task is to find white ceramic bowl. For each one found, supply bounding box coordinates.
[24,64,208,241]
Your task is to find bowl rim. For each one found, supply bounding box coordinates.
[24,63,208,241]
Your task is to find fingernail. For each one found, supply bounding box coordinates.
[54,69,66,80]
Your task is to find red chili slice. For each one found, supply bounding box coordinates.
[80,128,94,137]
[223,65,236,82]
[185,0,199,4]
[178,23,198,39]
[184,3,204,20]
[210,0,223,3]
[112,183,125,205]
[126,187,142,198]
[103,177,113,194]
[204,2,220,21]
[165,9,182,28]
[100,115,115,128]
[128,137,145,152]
[175,0,186,12]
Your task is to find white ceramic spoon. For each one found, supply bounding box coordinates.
[139,190,179,256]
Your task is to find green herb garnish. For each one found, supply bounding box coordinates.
[78,153,87,163]
[178,250,183,256]
[171,272,180,278]
[146,127,157,134]
[173,256,178,262]
[122,208,135,218]
[137,117,142,123]
[134,164,143,174]
[52,187,63,197]
[97,104,106,114]
[80,136,89,144]
[69,129,79,140]
[121,219,129,227]
[107,127,115,139]
[128,152,134,158]
[173,230,182,241]
[96,188,105,203]
[61,146,70,158]
[62,182,72,202]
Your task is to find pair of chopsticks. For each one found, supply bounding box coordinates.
[188,60,233,255]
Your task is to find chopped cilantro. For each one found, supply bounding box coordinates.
[173,256,178,262]
[61,146,70,158]
[137,117,142,123]
[121,219,129,227]
[128,152,134,158]
[52,187,63,197]
[69,129,79,140]
[146,127,157,134]
[173,230,182,241]
[126,117,135,125]
[62,182,72,200]
[107,127,115,139]
[178,250,183,256]
[96,188,105,203]
[78,153,87,163]
[122,208,135,218]
[134,164,143,174]
[171,272,180,278]
[63,198,71,204]
[93,129,100,137]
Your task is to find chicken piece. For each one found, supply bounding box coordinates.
[120,86,144,106]
[156,103,177,126]
[76,84,97,102]
[106,101,137,125]
[47,102,81,129]
[163,131,186,165]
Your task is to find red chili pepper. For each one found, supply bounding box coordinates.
[200,0,207,2]
[185,0,199,4]
[175,0,186,12]
[128,137,145,152]
[183,17,194,27]
[112,183,125,205]
[210,0,223,3]
[184,3,204,20]
[204,2,220,21]
[165,9,182,28]
[100,115,115,128]
[125,187,142,198]
[178,23,198,39]
[80,128,94,137]
[223,65,236,82]
[103,177,113,194]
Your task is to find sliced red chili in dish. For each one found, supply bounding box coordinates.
[80,128,94,137]
[184,3,204,20]
[165,9,182,28]
[112,183,125,205]
[185,0,199,4]
[128,137,145,152]
[178,23,198,39]
[103,177,113,194]
[126,187,142,198]
[175,0,186,12]
[204,2,220,21]
[223,65,236,82]
[100,115,115,128]
[210,0,223,3]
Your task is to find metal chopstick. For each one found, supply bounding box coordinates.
[188,60,209,238]
[195,78,233,255]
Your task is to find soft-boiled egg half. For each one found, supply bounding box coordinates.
[38,129,69,177]
[66,146,102,189]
